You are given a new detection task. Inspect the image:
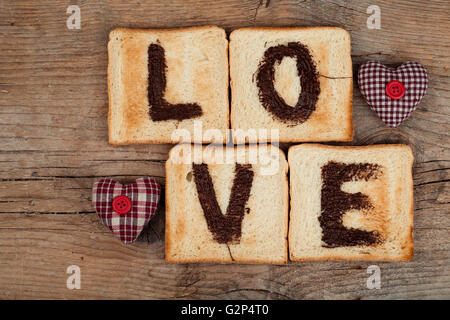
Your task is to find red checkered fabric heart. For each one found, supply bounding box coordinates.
[92,178,161,244]
[358,61,428,128]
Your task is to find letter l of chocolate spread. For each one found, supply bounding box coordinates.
[147,43,203,121]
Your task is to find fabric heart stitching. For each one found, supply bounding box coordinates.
[358,61,428,128]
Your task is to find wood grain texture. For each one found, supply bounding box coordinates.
[0,0,449,299]
[0,213,449,299]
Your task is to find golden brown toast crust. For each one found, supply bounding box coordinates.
[165,144,289,264]
[288,144,414,262]
[108,26,229,145]
[229,27,353,143]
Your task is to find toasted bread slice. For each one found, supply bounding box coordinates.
[165,144,289,264]
[108,26,229,144]
[230,27,353,143]
[288,144,414,261]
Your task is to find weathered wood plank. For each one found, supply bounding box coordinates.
[0,0,449,299]
[0,214,448,299]
[0,161,447,217]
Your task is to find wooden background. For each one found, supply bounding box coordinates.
[0,0,449,299]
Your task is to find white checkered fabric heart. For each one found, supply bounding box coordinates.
[358,61,428,128]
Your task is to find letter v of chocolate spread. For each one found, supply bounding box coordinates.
[256,42,321,124]
[320,161,382,247]
[147,43,203,121]
[192,163,254,244]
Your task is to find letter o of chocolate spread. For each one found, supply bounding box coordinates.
[256,42,321,124]
[147,43,203,121]
[320,161,382,247]
[192,163,254,244]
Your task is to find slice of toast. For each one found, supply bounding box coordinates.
[288,144,414,261]
[165,144,289,264]
[108,26,229,144]
[230,27,353,143]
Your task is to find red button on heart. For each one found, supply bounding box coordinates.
[112,195,132,214]
[386,80,406,100]
[358,61,428,128]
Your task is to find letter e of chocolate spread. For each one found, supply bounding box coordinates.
[320,161,383,247]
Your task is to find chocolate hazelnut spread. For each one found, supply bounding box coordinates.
[256,42,320,124]
[147,43,203,121]
[320,161,382,247]
[192,163,254,244]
